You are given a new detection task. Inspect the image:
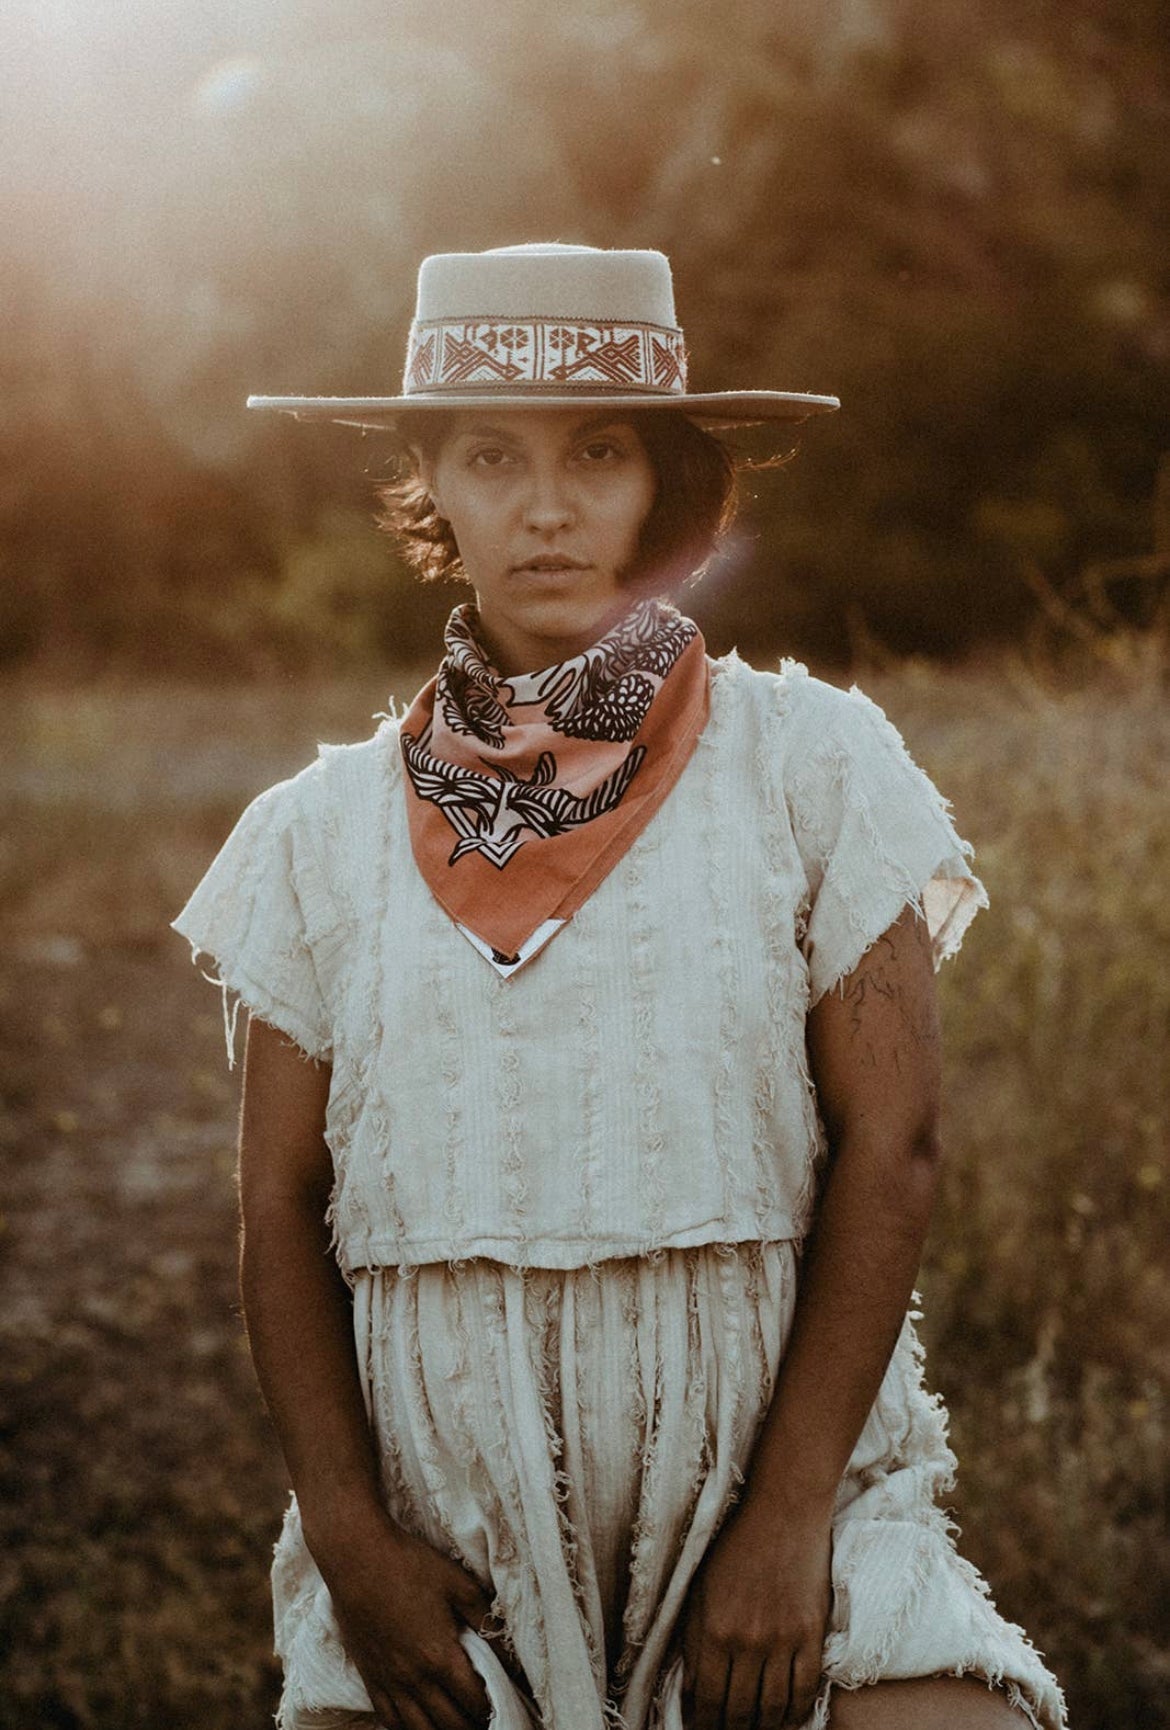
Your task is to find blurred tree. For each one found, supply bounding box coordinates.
[0,0,1166,669]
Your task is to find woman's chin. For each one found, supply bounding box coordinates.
[484,589,630,668]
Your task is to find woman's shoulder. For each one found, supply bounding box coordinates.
[708,649,883,749]
[312,717,402,794]
[256,718,400,819]
[210,723,400,895]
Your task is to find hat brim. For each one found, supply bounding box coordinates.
[245,389,840,429]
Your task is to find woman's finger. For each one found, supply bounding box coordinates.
[447,1564,495,1632]
[722,1653,765,1730]
[690,1642,731,1730]
[786,1638,824,1725]
[680,1596,705,1721]
[395,1691,441,1730]
[430,1636,493,1729]
[756,1656,790,1730]
[415,1675,489,1730]
[368,1688,402,1730]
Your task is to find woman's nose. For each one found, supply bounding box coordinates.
[522,468,575,533]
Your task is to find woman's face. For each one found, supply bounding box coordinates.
[420,408,658,675]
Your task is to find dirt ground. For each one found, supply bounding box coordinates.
[0,679,405,1730]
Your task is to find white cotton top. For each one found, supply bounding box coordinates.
[172,652,987,1276]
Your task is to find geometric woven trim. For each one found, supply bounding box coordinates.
[404,317,689,397]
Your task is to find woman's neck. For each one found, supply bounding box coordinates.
[472,596,638,678]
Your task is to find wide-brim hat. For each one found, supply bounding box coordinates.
[247,243,839,429]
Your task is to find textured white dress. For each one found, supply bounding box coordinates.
[174,655,1068,1730]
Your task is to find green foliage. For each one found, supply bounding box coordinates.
[870,645,1170,1724]
[266,509,462,669]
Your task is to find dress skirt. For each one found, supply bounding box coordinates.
[271,1245,1066,1730]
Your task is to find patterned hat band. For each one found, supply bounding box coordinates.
[403,317,689,398]
[246,245,841,428]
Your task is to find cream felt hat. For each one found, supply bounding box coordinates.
[247,243,839,428]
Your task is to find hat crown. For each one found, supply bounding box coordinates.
[414,244,678,327]
[404,242,688,400]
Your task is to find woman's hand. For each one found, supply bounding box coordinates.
[680,1497,833,1730]
[311,1509,494,1730]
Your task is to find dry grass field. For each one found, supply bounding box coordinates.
[1,645,1167,1730]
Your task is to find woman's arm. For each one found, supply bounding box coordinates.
[681,905,943,1730]
[239,1015,492,1730]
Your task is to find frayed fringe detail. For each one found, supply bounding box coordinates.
[370,694,404,726]
[183,943,331,1071]
[210,965,242,1069]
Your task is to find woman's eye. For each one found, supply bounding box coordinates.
[580,440,622,462]
[468,447,511,468]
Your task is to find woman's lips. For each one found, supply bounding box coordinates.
[511,556,589,573]
[509,558,594,588]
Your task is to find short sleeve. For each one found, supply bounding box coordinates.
[171,766,342,1064]
[784,677,988,1007]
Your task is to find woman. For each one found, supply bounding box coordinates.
[174,244,1067,1730]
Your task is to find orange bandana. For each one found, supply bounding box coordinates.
[400,599,709,974]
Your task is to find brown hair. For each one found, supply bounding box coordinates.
[375,410,741,593]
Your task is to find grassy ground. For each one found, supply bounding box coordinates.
[1,647,1167,1729]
